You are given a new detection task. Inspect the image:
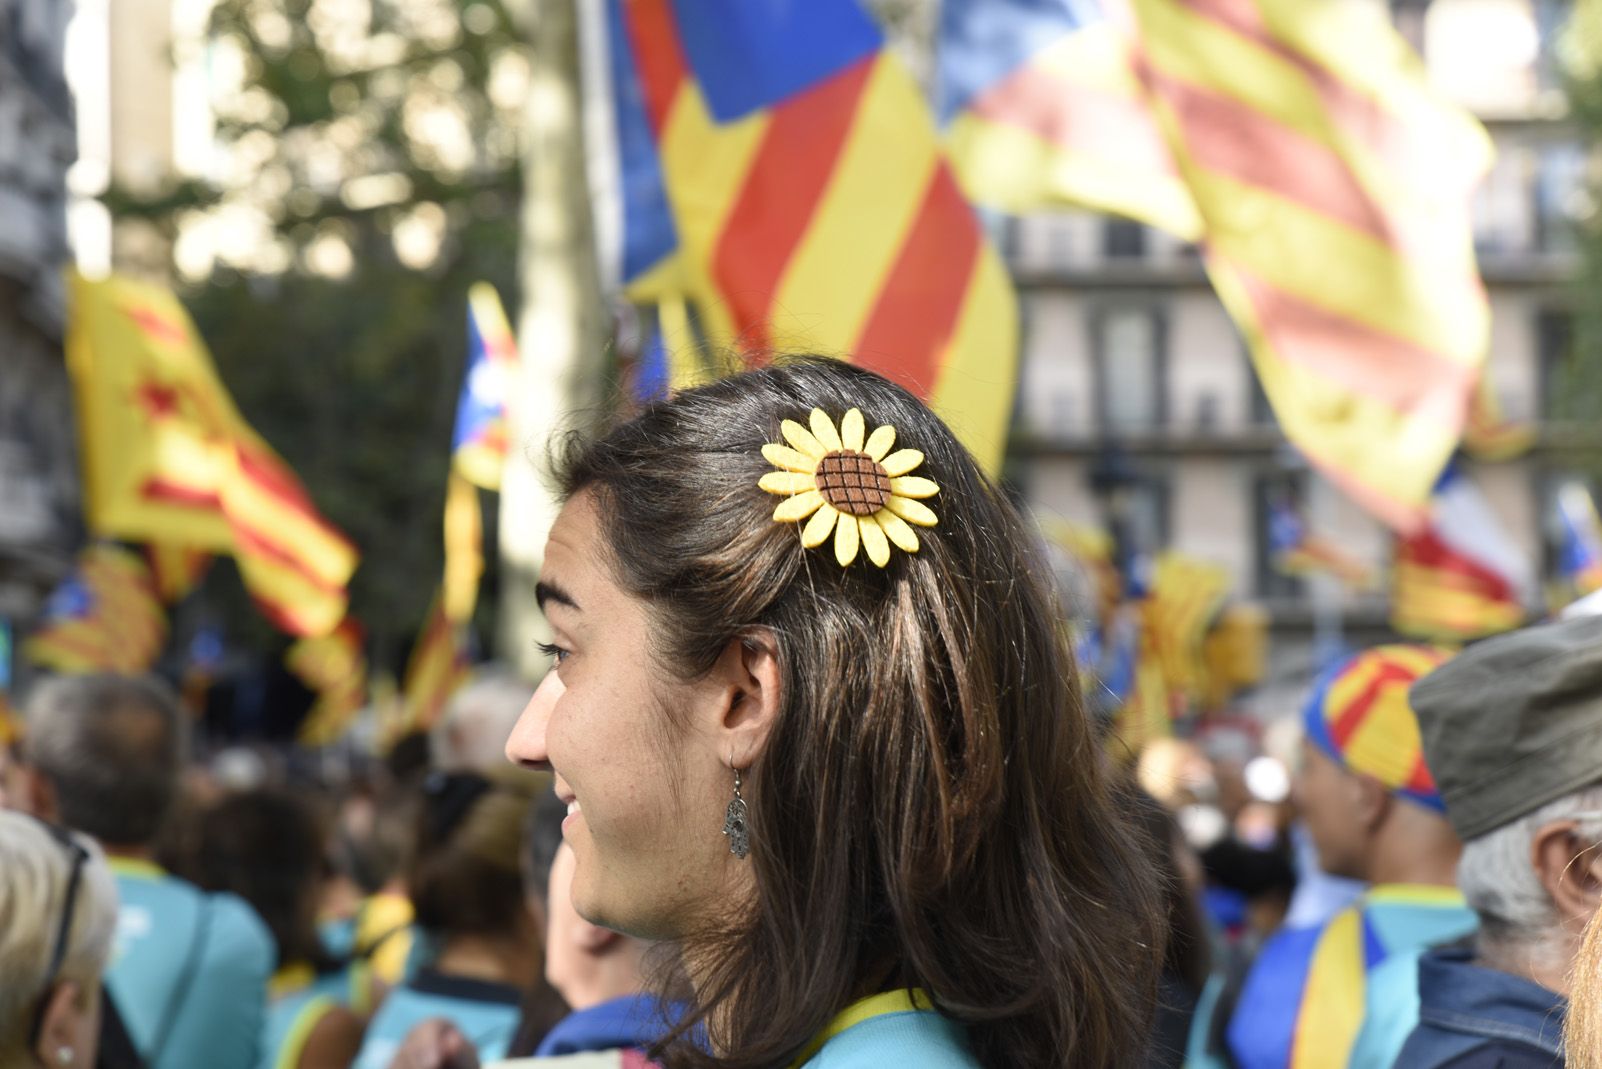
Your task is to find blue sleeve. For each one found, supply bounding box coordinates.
[1228,925,1324,1069]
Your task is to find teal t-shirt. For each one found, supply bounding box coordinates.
[106,859,275,1069]
[351,970,522,1069]
[259,963,373,1069]
[799,992,977,1068]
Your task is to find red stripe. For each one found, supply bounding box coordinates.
[1328,661,1418,748]
[231,525,348,596]
[1397,530,1517,600]
[969,59,1180,178]
[1232,266,1474,424]
[624,0,689,137]
[141,478,222,510]
[232,444,354,551]
[1405,757,1437,794]
[1176,0,1481,201]
[253,595,321,637]
[852,165,981,398]
[711,57,873,357]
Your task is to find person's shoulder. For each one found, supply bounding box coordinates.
[806,1009,977,1068]
[1434,1038,1563,1069]
[198,886,275,969]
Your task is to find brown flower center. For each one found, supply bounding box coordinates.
[814,450,892,516]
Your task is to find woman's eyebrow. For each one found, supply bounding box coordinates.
[535,579,581,614]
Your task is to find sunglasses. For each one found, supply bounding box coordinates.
[26,817,90,1051]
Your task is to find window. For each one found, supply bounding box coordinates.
[1534,142,1586,254]
[1537,306,1574,420]
[1093,305,1167,432]
[1102,219,1147,259]
[1252,471,1307,600]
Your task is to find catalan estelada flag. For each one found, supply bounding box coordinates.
[1128,0,1492,531]
[67,272,357,637]
[25,544,166,674]
[452,283,519,492]
[401,590,471,734]
[288,618,368,748]
[936,0,1201,238]
[589,0,1019,471]
[1269,498,1374,587]
[1391,466,1529,640]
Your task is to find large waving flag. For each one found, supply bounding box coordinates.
[1391,466,1530,640]
[585,0,1019,471]
[452,284,519,492]
[25,545,166,674]
[936,0,1200,238]
[1128,0,1492,530]
[67,273,357,637]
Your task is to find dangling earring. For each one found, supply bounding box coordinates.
[723,762,750,859]
[55,1048,74,1066]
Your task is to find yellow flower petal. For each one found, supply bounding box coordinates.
[881,449,924,477]
[762,443,819,473]
[802,504,839,548]
[774,490,825,523]
[863,425,896,462]
[840,409,865,453]
[809,408,843,452]
[886,496,938,527]
[876,510,920,553]
[859,514,890,567]
[834,512,860,566]
[782,420,826,458]
[888,476,939,499]
[759,471,815,496]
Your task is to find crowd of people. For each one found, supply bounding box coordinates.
[1,360,1601,1068]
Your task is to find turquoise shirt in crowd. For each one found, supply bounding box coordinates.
[106,858,275,1069]
[351,969,522,1069]
[258,961,374,1069]
[796,991,978,1068]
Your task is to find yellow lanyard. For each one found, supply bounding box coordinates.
[788,989,933,1068]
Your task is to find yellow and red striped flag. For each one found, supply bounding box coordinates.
[401,591,471,734]
[1145,552,1231,711]
[144,544,212,604]
[288,619,369,748]
[25,544,167,674]
[589,0,1018,471]
[1128,0,1491,530]
[66,272,357,636]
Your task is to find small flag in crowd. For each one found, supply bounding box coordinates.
[452,283,519,492]
[1556,482,1602,596]
[288,619,369,748]
[586,0,1019,471]
[25,544,167,674]
[1146,552,1231,711]
[144,543,212,604]
[401,591,472,735]
[1269,498,1374,587]
[67,272,357,637]
[1391,466,1530,640]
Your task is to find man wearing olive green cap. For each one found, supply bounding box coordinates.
[1384,614,1602,1068]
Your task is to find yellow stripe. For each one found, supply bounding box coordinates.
[927,243,1018,476]
[788,989,933,1068]
[1342,681,1424,787]
[656,82,769,347]
[1367,884,1467,908]
[106,857,166,880]
[1208,260,1454,521]
[1289,907,1367,1069]
[771,56,935,357]
[1192,171,1484,361]
[275,996,337,1069]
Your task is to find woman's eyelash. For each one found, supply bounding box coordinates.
[536,641,569,664]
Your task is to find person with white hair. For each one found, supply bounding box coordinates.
[0,809,119,1069]
[430,669,535,774]
[1372,615,1602,1068]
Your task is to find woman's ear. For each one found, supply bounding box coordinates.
[1532,821,1602,930]
[32,981,88,1069]
[712,628,783,770]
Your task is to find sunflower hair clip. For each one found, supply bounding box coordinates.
[757,408,939,567]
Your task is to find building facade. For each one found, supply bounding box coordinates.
[1007,0,1589,714]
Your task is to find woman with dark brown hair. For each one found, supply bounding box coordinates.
[506,359,1166,1068]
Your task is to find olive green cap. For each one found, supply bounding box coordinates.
[1408,614,1602,841]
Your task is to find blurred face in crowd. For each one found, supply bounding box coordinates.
[507,491,770,942]
[1295,738,1367,879]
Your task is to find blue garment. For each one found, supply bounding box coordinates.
[1350,949,1428,1069]
[106,859,274,1069]
[259,963,372,1069]
[535,995,672,1057]
[351,969,521,1069]
[801,1005,977,1067]
[1228,886,1478,1069]
[1392,946,1565,1068]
